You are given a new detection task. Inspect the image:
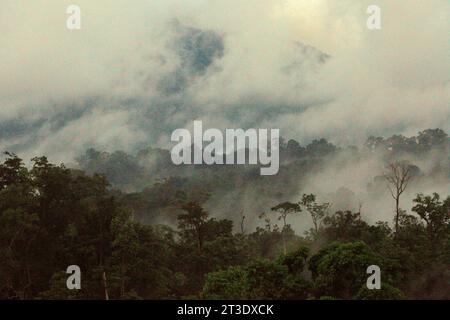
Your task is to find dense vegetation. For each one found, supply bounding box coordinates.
[0,129,448,300]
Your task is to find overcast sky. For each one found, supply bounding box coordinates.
[1,0,449,163]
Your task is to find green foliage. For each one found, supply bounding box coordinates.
[178,201,209,250]
[271,202,301,225]
[277,246,309,274]
[202,256,312,300]
[0,149,449,300]
[412,193,450,258]
[354,283,405,300]
[0,153,173,299]
[309,242,382,299]
[202,266,249,299]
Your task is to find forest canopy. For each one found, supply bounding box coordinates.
[0,129,448,300]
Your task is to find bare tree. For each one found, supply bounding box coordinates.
[384,161,413,234]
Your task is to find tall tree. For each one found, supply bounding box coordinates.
[384,161,413,234]
[412,193,450,258]
[178,201,209,250]
[299,194,329,235]
[271,202,301,254]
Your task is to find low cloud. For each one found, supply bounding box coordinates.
[0,0,448,164]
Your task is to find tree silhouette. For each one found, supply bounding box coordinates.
[299,194,330,235]
[384,161,413,234]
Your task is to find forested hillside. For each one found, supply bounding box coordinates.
[0,128,448,299]
[78,128,448,229]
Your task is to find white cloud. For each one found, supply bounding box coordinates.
[0,0,448,160]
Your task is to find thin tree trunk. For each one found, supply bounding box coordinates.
[282,215,287,254]
[102,270,109,300]
[395,196,400,234]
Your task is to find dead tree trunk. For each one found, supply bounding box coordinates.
[384,161,412,235]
